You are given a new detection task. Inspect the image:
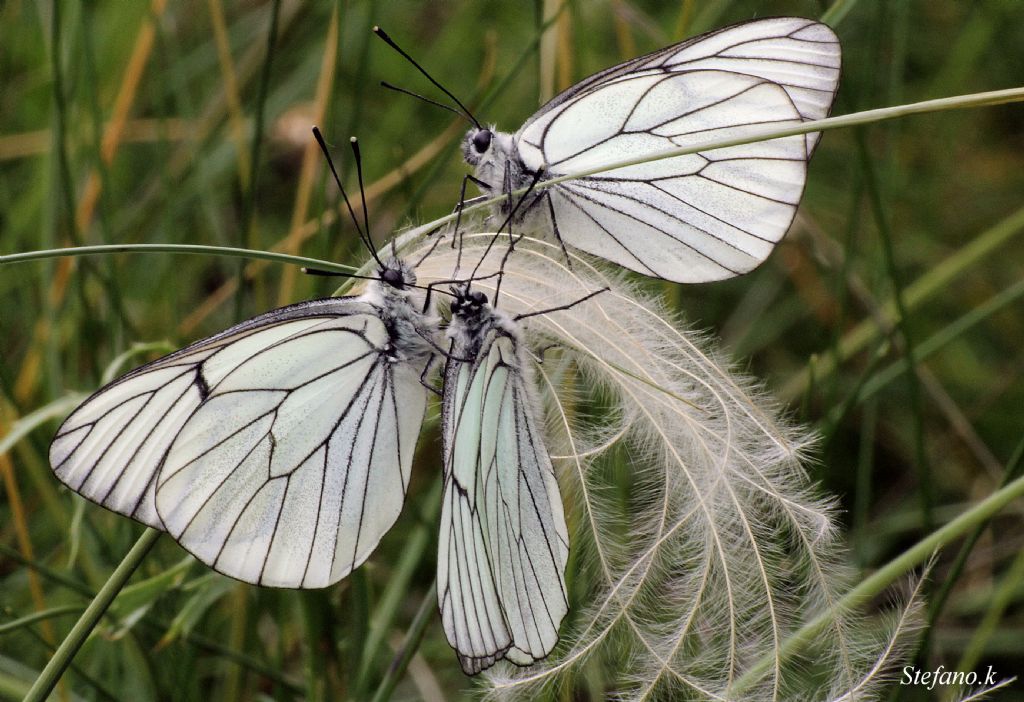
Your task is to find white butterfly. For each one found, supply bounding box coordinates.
[50,257,437,588]
[461,17,841,283]
[439,283,570,674]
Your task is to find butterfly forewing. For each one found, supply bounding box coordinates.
[440,311,569,674]
[49,300,353,528]
[518,17,840,155]
[155,310,426,588]
[637,17,841,154]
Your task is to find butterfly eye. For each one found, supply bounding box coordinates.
[472,129,492,154]
[381,267,405,289]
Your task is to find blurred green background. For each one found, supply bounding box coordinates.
[2,0,1023,699]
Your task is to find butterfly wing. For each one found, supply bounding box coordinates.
[51,297,429,588]
[520,17,840,155]
[439,330,569,674]
[50,299,361,528]
[515,18,841,283]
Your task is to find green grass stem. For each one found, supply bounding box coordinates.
[784,203,1024,400]
[369,581,438,702]
[24,528,161,702]
[729,472,1024,696]
[401,87,1024,245]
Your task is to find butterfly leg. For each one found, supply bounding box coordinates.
[452,174,493,272]
[492,167,547,306]
[420,276,446,315]
[451,175,469,257]
[419,354,442,396]
[514,285,609,321]
[412,235,444,271]
[449,175,490,216]
[414,327,474,363]
[451,175,483,246]
[502,158,513,218]
[545,191,573,270]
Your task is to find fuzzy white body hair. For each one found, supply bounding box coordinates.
[408,234,921,700]
[462,127,526,197]
[445,293,518,355]
[460,126,551,234]
[360,256,437,364]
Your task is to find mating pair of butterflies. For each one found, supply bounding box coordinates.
[48,17,840,674]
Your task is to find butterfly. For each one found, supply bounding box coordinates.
[458,17,842,283]
[49,255,439,588]
[438,282,571,673]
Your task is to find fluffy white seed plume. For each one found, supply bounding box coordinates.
[406,232,920,700]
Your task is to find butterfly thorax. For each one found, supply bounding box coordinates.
[462,127,534,216]
[362,257,436,363]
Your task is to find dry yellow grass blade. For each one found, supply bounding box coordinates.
[77,0,170,234]
[0,408,54,646]
[14,0,169,404]
[0,119,193,161]
[207,0,251,188]
[276,5,340,306]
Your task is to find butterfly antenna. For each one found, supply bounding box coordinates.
[312,127,383,268]
[303,267,458,298]
[380,81,475,128]
[373,26,482,130]
[349,137,384,258]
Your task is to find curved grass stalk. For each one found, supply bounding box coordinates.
[24,529,161,702]
[396,87,1024,246]
[783,203,1024,400]
[0,243,356,273]
[0,395,85,457]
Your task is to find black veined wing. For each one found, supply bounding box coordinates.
[438,285,569,674]
[50,257,436,588]
[462,17,841,283]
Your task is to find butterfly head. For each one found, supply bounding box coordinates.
[462,125,513,168]
[367,256,427,311]
[378,257,416,291]
[449,285,488,318]
[462,126,525,202]
[462,127,492,166]
[447,283,520,353]
[447,285,494,351]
